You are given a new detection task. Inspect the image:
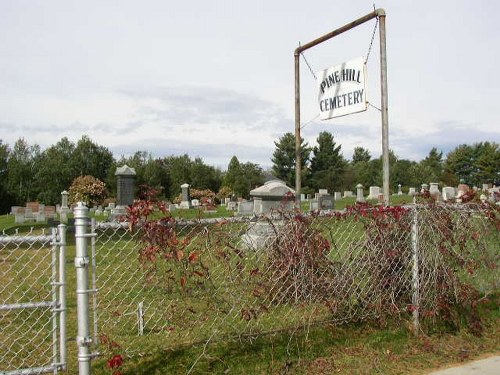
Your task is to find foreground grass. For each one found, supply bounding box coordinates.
[91,310,499,374]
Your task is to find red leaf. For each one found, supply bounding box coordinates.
[107,355,123,369]
[180,276,186,288]
[188,252,199,263]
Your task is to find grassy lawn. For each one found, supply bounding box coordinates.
[90,304,499,374]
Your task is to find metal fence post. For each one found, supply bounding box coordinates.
[58,224,67,370]
[411,204,420,333]
[74,202,92,375]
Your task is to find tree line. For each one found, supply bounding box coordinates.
[0,134,498,214]
[271,131,499,197]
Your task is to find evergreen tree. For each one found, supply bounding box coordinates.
[271,132,310,187]
[71,135,114,182]
[444,142,499,186]
[223,156,263,198]
[7,138,41,204]
[420,147,443,183]
[352,146,371,164]
[0,140,12,213]
[309,131,346,193]
[223,156,242,191]
[35,137,77,205]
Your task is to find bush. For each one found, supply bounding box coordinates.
[68,175,107,206]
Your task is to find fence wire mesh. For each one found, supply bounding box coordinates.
[91,203,499,357]
[0,228,60,374]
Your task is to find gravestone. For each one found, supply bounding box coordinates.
[456,181,470,202]
[60,191,70,214]
[241,220,282,251]
[179,183,192,209]
[334,192,342,201]
[482,183,490,191]
[408,187,416,196]
[191,199,200,207]
[14,207,25,224]
[115,164,136,206]
[227,201,238,211]
[237,201,254,216]
[356,184,365,203]
[367,186,380,200]
[318,189,328,195]
[421,183,429,193]
[318,194,335,209]
[397,184,402,195]
[309,200,319,210]
[429,183,440,198]
[343,191,353,198]
[44,206,56,219]
[250,179,294,215]
[443,186,456,201]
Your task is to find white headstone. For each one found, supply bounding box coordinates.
[60,190,70,214]
[442,187,455,201]
[237,201,254,216]
[429,182,441,199]
[408,187,416,196]
[334,192,342,201]
[318,189,328,195]
[367,186,380,200]
[343,191,353,198]
[309,200,319,211]
[356,184,365,203]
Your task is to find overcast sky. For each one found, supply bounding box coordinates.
[1,0,499,169]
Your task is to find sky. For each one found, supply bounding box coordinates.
[1,0,499,169]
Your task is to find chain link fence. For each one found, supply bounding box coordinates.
[1,203,497,373]
[91,203,499,357]
[0,227,66,375]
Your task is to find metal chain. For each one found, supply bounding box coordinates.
[299,42,317,81]
[365,16,379,64]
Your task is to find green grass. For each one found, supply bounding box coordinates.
[0,214,49,234]
[90,306,499,374]
[172,205,235,220]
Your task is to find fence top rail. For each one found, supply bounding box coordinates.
[0,234,53,245]
[91,202,497,231]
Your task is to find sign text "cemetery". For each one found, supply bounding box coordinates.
[316,57,367,120]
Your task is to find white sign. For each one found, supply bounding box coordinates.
[316,57,367,120]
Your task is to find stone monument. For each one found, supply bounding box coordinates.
[250,179,294,215]
[179,183,192,209]
[115,164,136,206]
[356,184,365,203]
[429,182,440,199]
[367,186,380,200]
